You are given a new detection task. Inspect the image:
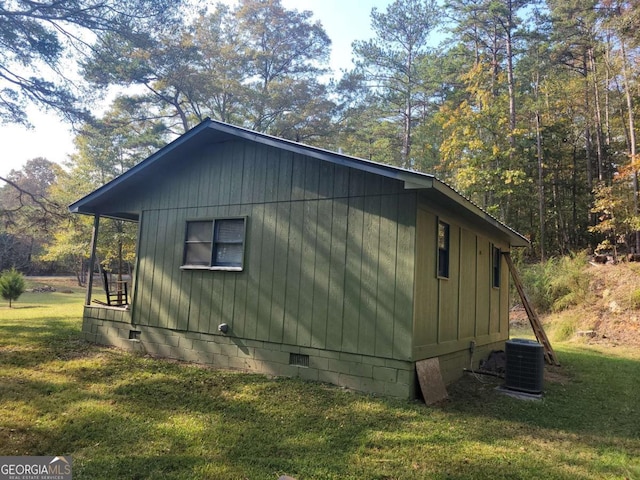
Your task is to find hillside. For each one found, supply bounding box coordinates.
[512,261,640,347]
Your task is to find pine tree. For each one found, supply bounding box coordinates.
[0,269,26,308]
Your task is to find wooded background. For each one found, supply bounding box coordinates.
[1,0,639,276]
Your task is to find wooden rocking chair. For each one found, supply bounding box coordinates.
[92,270,128,307]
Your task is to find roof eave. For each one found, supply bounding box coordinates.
[68,120,215,215]
[68,118,529,247]
[404,177,530,247]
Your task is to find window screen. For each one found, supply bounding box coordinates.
[183,218,246,269]
[184,221,213,266]
[213,219,245,267]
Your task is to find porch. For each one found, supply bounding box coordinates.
[81,305,138,351]
[83,214,138,311]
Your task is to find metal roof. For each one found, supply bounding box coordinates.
[69,118,529,247]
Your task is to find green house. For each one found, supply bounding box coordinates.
[70,119,528,399]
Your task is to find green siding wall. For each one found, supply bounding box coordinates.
[413,206,509,359]
[130,140,416,361]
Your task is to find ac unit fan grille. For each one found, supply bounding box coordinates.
[505,339,544,394]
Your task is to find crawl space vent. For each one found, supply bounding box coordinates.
[505,338,544,394]
[289,353,309,367]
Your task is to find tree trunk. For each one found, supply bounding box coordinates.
[535,108,545,261]
[491,26,499,98]
[401,45,414,168]
[588,47,606,183]
[175,94,190,133]
[620,40,640,253]
[552,158,569,255]
[583,55,594,195]
[402,98,412,168]
[604,34,612,147]
[572,144,578,246]
[76,256,84,287]
[504,0,516,156]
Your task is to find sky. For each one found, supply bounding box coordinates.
[0,0,393,178]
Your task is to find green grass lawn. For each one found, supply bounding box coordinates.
[1,288,639,479]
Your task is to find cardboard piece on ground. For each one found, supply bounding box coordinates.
[416,357,448,405]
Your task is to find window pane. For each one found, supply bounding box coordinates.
[184,242,212,266]
[437,220,449,278]
[214,243,243,266]
[215,219,245,243]
[438,249,449,277]
[187,221,213,242]
[493,247,501,287]
[438,221,449,249]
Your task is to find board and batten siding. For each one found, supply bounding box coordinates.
[129,140,416,361]
[412,207,509,359]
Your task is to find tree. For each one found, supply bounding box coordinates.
[189,6,251,126]
[82,23,205,134]
[352,0,439,167]
[0,0,185,253]
[0,0,184,127]
[601,0,640,252]
[82,0,335,141]
[489,0,526,158]
[436,61,527,217]
[40,101,157,284]
[38,217,93,285]
[548,0,604,190]
[0,268,26,308]
[0,158,65,273]
[0,158,64,232]
[0,233,32,272]
[70,99,167,186]
[234,0,333,140]
[444,0,531,129]
[589,176,640,260]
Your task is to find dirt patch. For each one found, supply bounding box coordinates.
[28,285,57,293]
[509,306,529,329]
[565,262,640,347]
[26,276,84,294]
[544,365,570,385]
[512,262,640,348]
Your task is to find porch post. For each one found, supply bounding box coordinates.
[86,214,100,306]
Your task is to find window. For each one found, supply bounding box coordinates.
[492,245,501,288]
[182,218,246,270]
[213,218,245,267]
[184,220,214,266]
[437,220,450,278]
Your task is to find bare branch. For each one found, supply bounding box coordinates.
[0,175,65,220]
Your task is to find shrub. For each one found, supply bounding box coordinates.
[629,289,640,310]
[0,268,26,308]
[548,253,590,312]
[548,313,579,341]
[519,253,590,314]
[519,259,556,313]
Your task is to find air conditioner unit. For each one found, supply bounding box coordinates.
[505,338,544,394]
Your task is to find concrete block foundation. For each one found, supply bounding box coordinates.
[81,309,415,399]
[81,307,506,400]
